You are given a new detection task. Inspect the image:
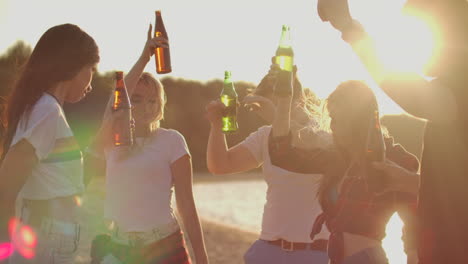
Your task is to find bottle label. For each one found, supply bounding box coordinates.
[112,109,134,146]
[220,95,238,133]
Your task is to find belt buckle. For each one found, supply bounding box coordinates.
[281,239,294,252]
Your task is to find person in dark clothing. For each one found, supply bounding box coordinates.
[269,80,420,264]
[316,0,468,263]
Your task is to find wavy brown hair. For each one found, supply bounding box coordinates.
[1,24,99,161]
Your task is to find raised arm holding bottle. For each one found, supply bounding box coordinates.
[85,22,208,264]
[316,1,468,262]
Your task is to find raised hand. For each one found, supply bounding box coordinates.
[205,100,225,128]
[140,24,169,63]
[317,0,353,32]
[243,94,276,123]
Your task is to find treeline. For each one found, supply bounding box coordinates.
[0,41,425,171]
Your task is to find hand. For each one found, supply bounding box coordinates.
[139,24,169,63]
[205,100,225,128]
[372,159,419,194]
[270,56,294,98]
[317,0,353,32]
[243,94,275,123]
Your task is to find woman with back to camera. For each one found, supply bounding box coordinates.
[205,59,330,264]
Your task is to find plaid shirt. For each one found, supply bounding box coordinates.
[269,133,419,264]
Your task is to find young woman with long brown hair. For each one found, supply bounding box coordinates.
[0,23,99,263]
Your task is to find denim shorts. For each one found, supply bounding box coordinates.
[8,200,80,264]
[341,246,389,264]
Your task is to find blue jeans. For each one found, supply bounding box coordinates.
[341,246,389,264]
[244,239,329,264]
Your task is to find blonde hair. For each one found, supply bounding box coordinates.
[138,72,166,131]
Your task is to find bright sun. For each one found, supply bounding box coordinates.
[373,15,434,73]
[351,0,435,74]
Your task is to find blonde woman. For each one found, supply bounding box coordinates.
[86,25,208,264]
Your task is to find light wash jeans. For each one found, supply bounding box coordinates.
[8,201,80,264]
[244,239,329,264]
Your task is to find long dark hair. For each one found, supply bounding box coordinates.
[318,80,379,208]
[1,24,99,161]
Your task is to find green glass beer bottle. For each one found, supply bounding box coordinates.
[274,25,294,97]
[275,25,294,72]
[220,71,238,134]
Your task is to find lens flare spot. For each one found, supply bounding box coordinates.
[19,226,37,248]
[17,246,35,259]
[0,243,14,260]
[8,218,20,237]
[74,195,83,207]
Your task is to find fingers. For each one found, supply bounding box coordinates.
[205,100,225,113]
[147,23,153,40]
[147,37,169,49]
[205,100,226,124]
[317,0,330,22]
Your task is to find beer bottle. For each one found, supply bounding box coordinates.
[365,110,387,193]
[112,71,134,147]
[275,25,294,72]
[220,71,238,134]
[154,10,172,74]
[274,25,294,97]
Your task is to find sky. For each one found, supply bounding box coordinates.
[0,0,434,115]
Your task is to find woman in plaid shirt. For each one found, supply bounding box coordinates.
[269,80,420,264]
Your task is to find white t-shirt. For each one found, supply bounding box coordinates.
[104,128,190,232]
[11,93,85,199]
[240,126,330,242]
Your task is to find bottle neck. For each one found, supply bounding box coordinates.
[279,30,292,48]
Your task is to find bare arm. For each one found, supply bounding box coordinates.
[0,140,37,240]
[172,155,209,264]
[102,24,169,121]
[205,101,260,175]
[344,24,458,123]
[271,97,292,137]
[316,0,458,122]
[87,24,168,167]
